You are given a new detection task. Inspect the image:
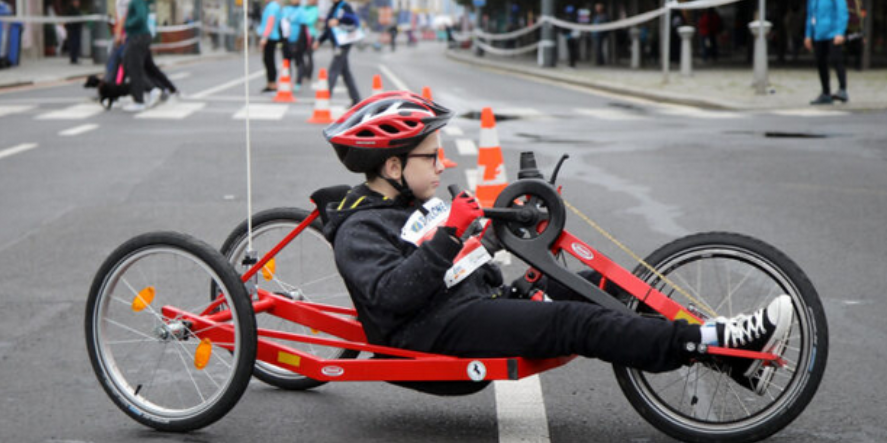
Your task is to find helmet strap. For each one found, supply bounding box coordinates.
[381,157,418,208]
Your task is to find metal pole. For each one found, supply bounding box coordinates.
[92,0,110,64]
[862,0,872,70]
[752,0,769,94]
[539,0,555,67]
[474,4,484,56]
[661,0,670,83]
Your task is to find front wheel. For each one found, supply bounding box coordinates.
[85,232,256,432]
[613,232,828,443]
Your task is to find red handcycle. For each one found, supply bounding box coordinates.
[85,151,828,442]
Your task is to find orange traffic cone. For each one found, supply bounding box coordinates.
[274,59,296,103]
[372,74,384,95]
[307,68,333,124]
[475,107,507,208]
[421,86,458,169]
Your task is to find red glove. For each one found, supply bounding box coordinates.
[445,191,484,238]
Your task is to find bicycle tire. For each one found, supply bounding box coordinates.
[219,207,359,390]
[85,232,257,432]
[613,232,828,443]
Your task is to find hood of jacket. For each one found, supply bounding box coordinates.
[323,183,406,243]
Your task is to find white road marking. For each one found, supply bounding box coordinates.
[0,105,35,117]
[0,143,38,161]
[575,107,645,121]
[465,168,478,191]
[233,104,289,120]
[59,124,99,136]
[136,102,206,119]
[443,126,464,136]
[455,138,478,156]
[496,107,544,118]
[768,108,850,117]
[190,69,266,99]
[36,103,103,120]
[167,71,191,80]
[495,376,551,443]
[378,64,410,91]
[656,104,743,119]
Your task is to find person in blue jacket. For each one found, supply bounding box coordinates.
[297,0,320,87]
[805,0,849,105]
[258,0,283,93]
[313,0,361,106]
[281,0,301,90]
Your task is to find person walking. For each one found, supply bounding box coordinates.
[64,0,83,64]
[805,0,849,105]
[591,3,609,66]
[313,0,361,106]
[297,0,319,87]
[258,0,283,93]
[122,0,160,112]
[281,0,301,90]
[698,8,722,63]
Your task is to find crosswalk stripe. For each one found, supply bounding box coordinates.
[455,139,478,156]
[36,103,103,120]
[59,124,99,136]
[768,109,849,117]
[465,168,478,192]
[0,105,35,117]
[167,71,191,81]
[0,143,38,161]
[443,126,464,136]
[136,102,206,119]
[233,104,289,120]
[575,107,644,121]
[656,105,743,119]
[495,376,550,443]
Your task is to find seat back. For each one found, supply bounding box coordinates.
[310,185,351,226]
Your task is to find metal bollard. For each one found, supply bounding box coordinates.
[749,20,772,94]
[678,26,695,77]
[630,27,641,69]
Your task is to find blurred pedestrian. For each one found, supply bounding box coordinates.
[314,0,361,106]
[388,24,398,51]
[698,8,722,63]
[281,0,301,89]
[258,0,283,93]
[64,0,83,64]
[805,0,849,105]
[591,3,608,65]
[298,0,319,86]
[845,0,865,71]
[122,0,160,112]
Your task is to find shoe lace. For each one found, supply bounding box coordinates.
[724,310,767,348]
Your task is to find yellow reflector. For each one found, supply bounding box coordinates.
[278,351,301,368]
[675,309,703,325]
[310,329,320,334]
[261,259,276,281]
[131,286,155,312]
[194,338,212,369]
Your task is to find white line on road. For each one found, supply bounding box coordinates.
[495,376,551,443]
[378,64,410,92]
[455,138,478,156]
[575,107,645,121]
[465,168,477,191]
[443,126,464,136]
[0,143,38,161]
[233,104,289,120]
[656,104,743,119]
[0,105,35,117]
[136,102,206,119]
[768,108,850,117]
[168,71,191,81]
[59,124,99,136]
[36,103,103,120]
[190,69,266,99]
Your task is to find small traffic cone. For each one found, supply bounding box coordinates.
[372,74,384,95]
[274,59,296,103]
[421,86,458,169]
[307,68,333,124]
[475,107,507,208]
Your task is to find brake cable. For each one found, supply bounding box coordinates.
[562,199,718,319]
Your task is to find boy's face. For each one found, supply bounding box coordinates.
[403,133,444,201]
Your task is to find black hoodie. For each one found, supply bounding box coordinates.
[323,184,499,352]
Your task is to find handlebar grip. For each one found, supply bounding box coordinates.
[447,185,463,199]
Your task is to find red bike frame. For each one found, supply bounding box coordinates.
[164,201,785,384]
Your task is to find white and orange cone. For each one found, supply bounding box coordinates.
[475,107,507,207]
[422,86,458,169]
[274,59,296,103]
[372,74,384,95]
[307,68,333,124]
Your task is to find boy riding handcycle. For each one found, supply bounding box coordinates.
[86,91,828,442]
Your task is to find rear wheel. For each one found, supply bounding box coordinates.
[613,232,828,443]
[220,208,358,390]
[85,232,256,432]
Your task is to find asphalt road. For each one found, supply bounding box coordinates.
[1,42,886,442]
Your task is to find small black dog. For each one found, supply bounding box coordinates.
[84,75,130,110]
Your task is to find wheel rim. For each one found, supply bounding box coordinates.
[228,219,354,379]
[92,247,243,421]
[626,245,815,434]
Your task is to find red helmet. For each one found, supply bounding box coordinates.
[324,91,452,173]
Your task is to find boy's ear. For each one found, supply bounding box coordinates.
[383,156,402,179]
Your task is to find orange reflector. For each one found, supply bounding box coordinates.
[131,286,155,312]
[261,259,276,281]
[310,329,319,334]
[194,338,212,369]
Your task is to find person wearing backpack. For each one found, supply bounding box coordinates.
[805,0,849,105]
[313,0,361,106]
[258,0,283,93]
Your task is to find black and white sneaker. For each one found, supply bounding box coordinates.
[708,295,793,395]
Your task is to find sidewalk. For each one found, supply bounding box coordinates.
[0,48,235,90]
[447,49,887,111]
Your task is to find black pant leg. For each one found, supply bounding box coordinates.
[125,35,151,103]
[431,299,700,373]
[327,49,344,96]
[814,40,831,95]
[830,41,847,91]
[338,45,361,104]
[144,51,176,92]
[264,40,278,83]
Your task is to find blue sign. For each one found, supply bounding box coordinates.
[473,0,486,8]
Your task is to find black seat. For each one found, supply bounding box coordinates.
[310,185,352,226]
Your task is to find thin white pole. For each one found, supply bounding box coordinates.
[243,1,254,254]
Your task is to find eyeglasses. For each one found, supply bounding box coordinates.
[407,149,439,167]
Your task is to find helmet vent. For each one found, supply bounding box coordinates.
[380,124,400,134]
[356,130,375,137]
[404,120,418,128]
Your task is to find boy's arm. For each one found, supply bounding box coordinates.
[336,220,461,317]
